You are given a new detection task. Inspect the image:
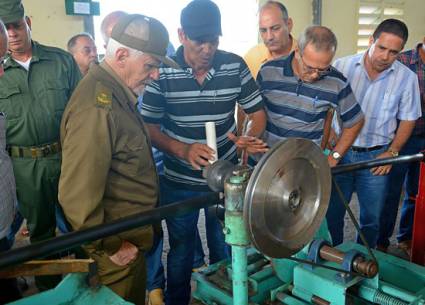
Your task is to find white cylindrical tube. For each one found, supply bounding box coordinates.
[205,121,218,163]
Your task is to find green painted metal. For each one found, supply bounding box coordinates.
[224,212,250,246]
[272,220,332,283]
[8,273,132,305]
[358,285,408,305]
[224,174,250,305]
[232,246,249,305]
[276,292,309,305]
[192,248,284,305]
[288,242,425,305]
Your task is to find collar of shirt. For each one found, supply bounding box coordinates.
[174,45,225,73]
[355,51,395,81]
[281,51,296,77]
[4,41,50,70]
[100,61,138,107]
[264,34,297,64]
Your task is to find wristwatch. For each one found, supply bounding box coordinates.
[388,148,399,157]
[331,150,342,161]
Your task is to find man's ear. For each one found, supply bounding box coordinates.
[115,48,129,67]
[178,28,186,44]
[368,36,374,47]
[287,17,293,33]
[25,16,32,30]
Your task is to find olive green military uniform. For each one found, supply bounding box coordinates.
[59,61,159,305]
[0,42,80,231]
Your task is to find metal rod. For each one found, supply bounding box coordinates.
[319,245,378,277]
[332,153,424,175]
[0,193,220,269]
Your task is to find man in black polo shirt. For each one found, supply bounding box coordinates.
[141,1,266,304]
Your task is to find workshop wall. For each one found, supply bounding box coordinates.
[23,0,85,50]
[19,0,424,56]
[258,0,425,58]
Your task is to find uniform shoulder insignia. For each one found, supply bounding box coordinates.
[95,82,112,108]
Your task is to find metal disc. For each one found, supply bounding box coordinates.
[243,138,331,258]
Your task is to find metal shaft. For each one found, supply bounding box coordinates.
[332,153,424,175]
[0,193,220,269]
[319,245,378,277]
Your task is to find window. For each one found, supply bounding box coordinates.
[93,0,258,57]
[356,0,404,53]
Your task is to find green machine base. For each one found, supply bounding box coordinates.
[192,248,283,305]
[288,242,425,305]
[8,273,133,305]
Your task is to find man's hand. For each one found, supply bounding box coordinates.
[109,240,139,266]
[183,143,215,170]
[327,154,339,168]
[370,151,393,175]
[326,128,338,150]
[227,133,268,154]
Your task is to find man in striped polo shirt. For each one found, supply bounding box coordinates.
[326,19,421,248]
[257,26,364,167]
[141,1,267,304]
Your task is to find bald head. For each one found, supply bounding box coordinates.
[100,11,128,47]
[0,19,8,77]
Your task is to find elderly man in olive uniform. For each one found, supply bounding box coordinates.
[59,14,178,305]
[0,0,81,289]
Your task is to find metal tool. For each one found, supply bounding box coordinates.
[244,138,331,258]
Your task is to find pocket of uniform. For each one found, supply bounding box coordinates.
[120,133,153,176]
[45,79,70,113]
[0,86,22,120]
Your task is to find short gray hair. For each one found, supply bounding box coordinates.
[298,26,337,55]
[105,38,143,59]
[260,1,289,20]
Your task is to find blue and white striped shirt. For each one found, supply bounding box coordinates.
[258,52,364,148]
[141,46,264,191]
[334,52,421,147]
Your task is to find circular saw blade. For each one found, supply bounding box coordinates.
[244,138,331,258]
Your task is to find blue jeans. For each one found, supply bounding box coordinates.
[145,176,206,292]
[378,135,425,247]
[160,180,229,305]
[326,146,389,248]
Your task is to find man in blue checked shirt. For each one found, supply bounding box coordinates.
[326,19,421,248]
[377,35,425,255]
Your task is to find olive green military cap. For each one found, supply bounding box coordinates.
[111,14,179,69]
[0,0,25,24]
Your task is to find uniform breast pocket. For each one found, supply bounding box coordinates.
[121,133,153,176]
[44,79,70,114]
[0,86,22,120]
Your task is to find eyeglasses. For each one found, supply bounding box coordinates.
[298,54,332,77]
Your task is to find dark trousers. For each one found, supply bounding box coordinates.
[0,237,21,304]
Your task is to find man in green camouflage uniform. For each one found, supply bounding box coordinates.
[0,0,81,289]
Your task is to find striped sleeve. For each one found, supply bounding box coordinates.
[140,79,166,124]
[397,72,421,121]
[337,82,364,128]
[238,59,264,114]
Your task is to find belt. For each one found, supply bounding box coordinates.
[351,145,384,152]
[7,142,61,158]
